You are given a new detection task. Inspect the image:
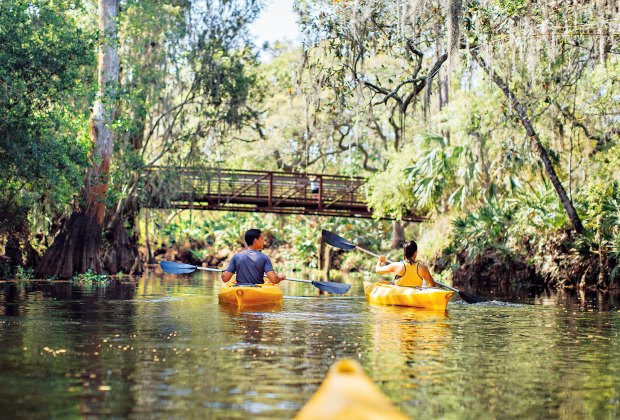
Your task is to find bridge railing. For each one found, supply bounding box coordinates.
[142,166,423,221]
[143,166,368,210]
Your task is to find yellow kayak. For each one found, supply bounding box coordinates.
[364,281,454,310]
[218,282,283,307]
[295,359,408,420]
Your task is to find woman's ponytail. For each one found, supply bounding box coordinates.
[403,240,417,264]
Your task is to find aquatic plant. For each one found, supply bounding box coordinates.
[72,270,110,284]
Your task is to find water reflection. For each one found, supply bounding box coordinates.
[363,305,451,404]
[219,302,283,316]
[456,280,620,311]
[367,305,449,353]
[0,275,619,419]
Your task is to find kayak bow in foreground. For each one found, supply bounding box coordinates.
[295,359,408,420]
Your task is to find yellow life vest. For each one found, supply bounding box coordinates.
[394,260,424,287]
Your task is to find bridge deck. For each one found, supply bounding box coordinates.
[142,167,423,221]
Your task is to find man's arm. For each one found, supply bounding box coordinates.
[221,255,236,283]
[419,264,436,287]
[266,271,286,284]
[263,255,284,284]
[221,271,234,283]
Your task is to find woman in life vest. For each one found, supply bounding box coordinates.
[375,240,437,287]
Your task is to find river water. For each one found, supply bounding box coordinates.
[1,271,619,419]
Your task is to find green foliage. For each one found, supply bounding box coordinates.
[1,0,615,289]
[366,144,418,219]
[574,181,620,278]
[15,266,34,280]
[511,182,570,235]
[110,0,265,221]
[450,199,516,260]
[72,270,109,284]
[601,192,620,236]
[282,222,320,268]
[367,123,519,218]
[162,218,204,246]
[577,180,620,241]
[0,264,35,280]
[208,213,264,250]
[496,0,528,16]
[0,0,95,235]
[610,232,620,282]
[146,210,386,270]
[406,140,467,212]
[158,211,265,250]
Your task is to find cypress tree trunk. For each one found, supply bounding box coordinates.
[36,0,120,279]
[471,51,584,234]
[102,216,142,275]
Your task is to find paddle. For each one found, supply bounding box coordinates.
[159,261,351,295]
[321,229,485,303]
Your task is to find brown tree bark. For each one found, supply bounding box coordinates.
[318,236,326,271]
[322,247,332,282]
[102,217,141,275]
[36,0,120,279]
[5,232,23,268]
[391,220,405,249]
[596,215,606,288]
[144,208,154,264]
[471,51,584,234]
[318,235,333,281]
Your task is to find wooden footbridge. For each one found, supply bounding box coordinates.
[142,166,423,222]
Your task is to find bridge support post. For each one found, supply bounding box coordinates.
[268,172,273,209]
[318,176,323,211]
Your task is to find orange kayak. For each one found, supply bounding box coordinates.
[218,283,283,307]
[364,281,454,310]
[295,359,408,420]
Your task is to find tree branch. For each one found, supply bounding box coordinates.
[555,102,618,152]
[471,48,584,234]
[402,53,448,112]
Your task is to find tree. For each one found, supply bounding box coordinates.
[459,1,617,234]
[297,0,452,157]
[111,0,263,263]
[0,0,94,271]
[471,49,584,233]
[36,0,120,278]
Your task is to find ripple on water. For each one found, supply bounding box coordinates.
[0,276,619,419]
[453,299,526,307]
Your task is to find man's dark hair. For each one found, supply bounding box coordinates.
[403,240,418,262]
[244,229,262,247]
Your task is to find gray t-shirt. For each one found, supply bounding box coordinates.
[225,250,274,285]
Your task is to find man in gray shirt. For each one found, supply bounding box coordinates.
[221,229,286,285]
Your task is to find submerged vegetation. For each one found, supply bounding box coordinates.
[0,0,618,289]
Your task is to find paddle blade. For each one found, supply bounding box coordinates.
[321,229,356,251]
[311,280,351,295]
[160,261,198,274]
[458,290,486,304]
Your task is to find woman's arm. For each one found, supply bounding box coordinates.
[375,256,404,275]
[418,264,436,287]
